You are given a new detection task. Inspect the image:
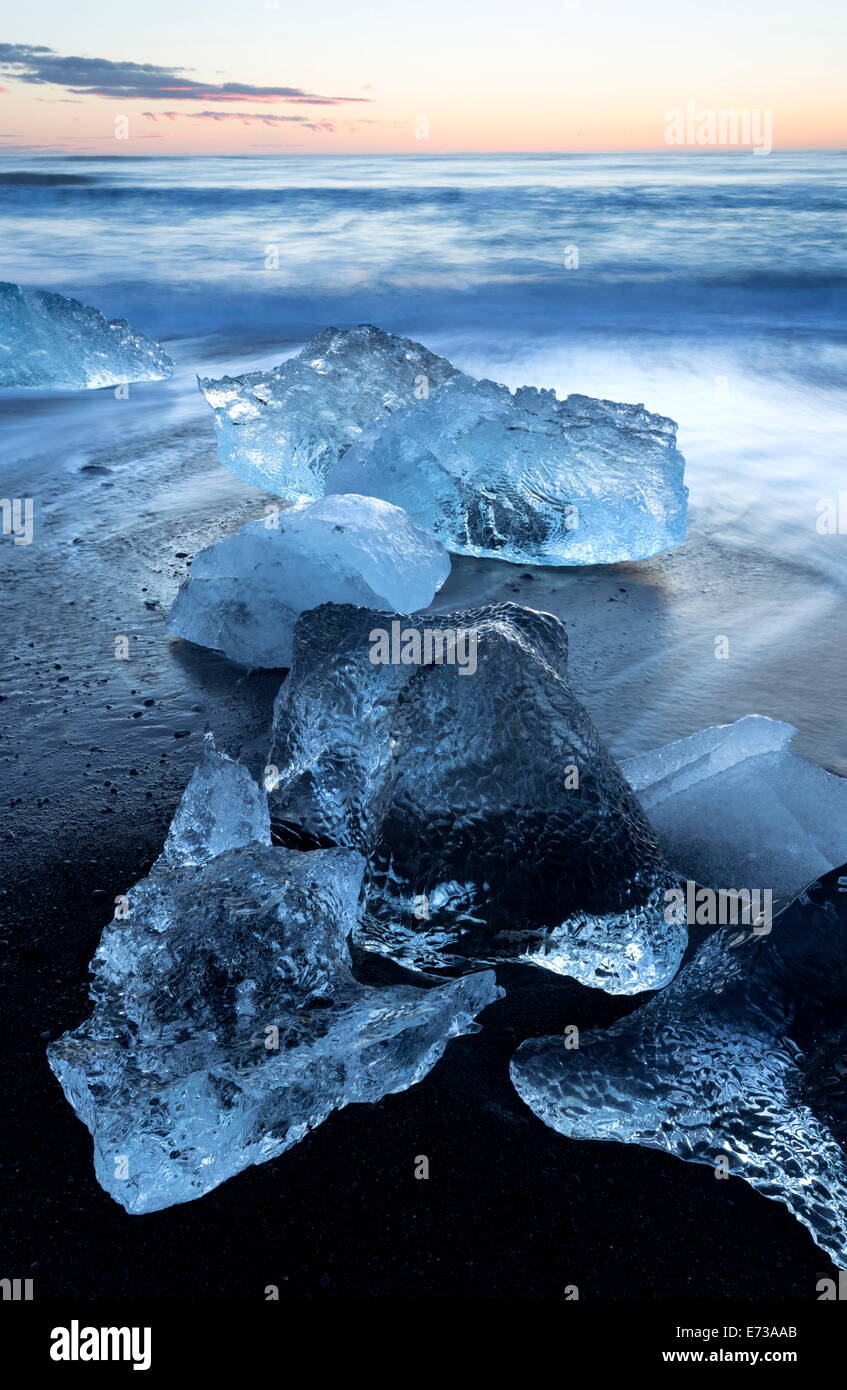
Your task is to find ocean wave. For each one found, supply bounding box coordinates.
[49,273,844,357]
[1,179,844,213]
[0,171,100,186]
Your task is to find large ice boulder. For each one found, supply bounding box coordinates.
[328,375,688,565]
[268,601,685,993]
[198,325,687,565]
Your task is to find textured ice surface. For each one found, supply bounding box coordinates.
[327,374,688,564]
[199,324,687,565]
[168,494,450,668]
[0,281,174,390]
[198,325,459,499]
[158,732,271,867]
[48,751,500,1213]
[269,602,684,992]
[511,865,847,1267]
[623,715,847,900]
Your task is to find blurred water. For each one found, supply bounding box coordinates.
[1,153,845,311]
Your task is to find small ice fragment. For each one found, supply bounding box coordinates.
[197,324,460,499]
[623,715,847,900]
[158,731,271,868]
[0,281,174,390]
[511,865,847,1268]
[168,494,451,668]
[269,601,685,992]
[327,375,688,565]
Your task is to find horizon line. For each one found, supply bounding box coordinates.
[1,146,845,158]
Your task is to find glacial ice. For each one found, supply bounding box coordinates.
[511,865,847,1268]
[168,493,451,669]
[327,375,689,565]
[199,324,688,565]
[48,746,500,1213]
[197,325,460,499]
[623,715,847,901]
[268,601,685,992]
[158,732,271,867]
[0,281,174,390]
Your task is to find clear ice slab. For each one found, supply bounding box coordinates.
[268,601,685,992]
[511,865,847,1268]
[168,493,451,669]
[0,281,174,390]
[327,374,688,565]
[48,748,500,1213]
[199,324,687,565]
[197,324,460,499]
[623,715,847,901]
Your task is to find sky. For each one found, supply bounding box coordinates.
[0,0,845,155]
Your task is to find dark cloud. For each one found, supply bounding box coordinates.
[0,43,367,105]
[142,110,335,131]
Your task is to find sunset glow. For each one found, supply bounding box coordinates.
[1,0,845,156]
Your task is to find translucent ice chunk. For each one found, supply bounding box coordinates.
[623,715,847,901]
[168,494,451,668]
[197,324,460,500]
[158,732,271,867]
[326,375,688,564]
[269,601,685,992]
[48,754,500,1212]
[0,281,174,390]
[198,325,687,566]
[511,866,847,1268]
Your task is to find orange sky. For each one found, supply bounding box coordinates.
[1,3,845,155]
